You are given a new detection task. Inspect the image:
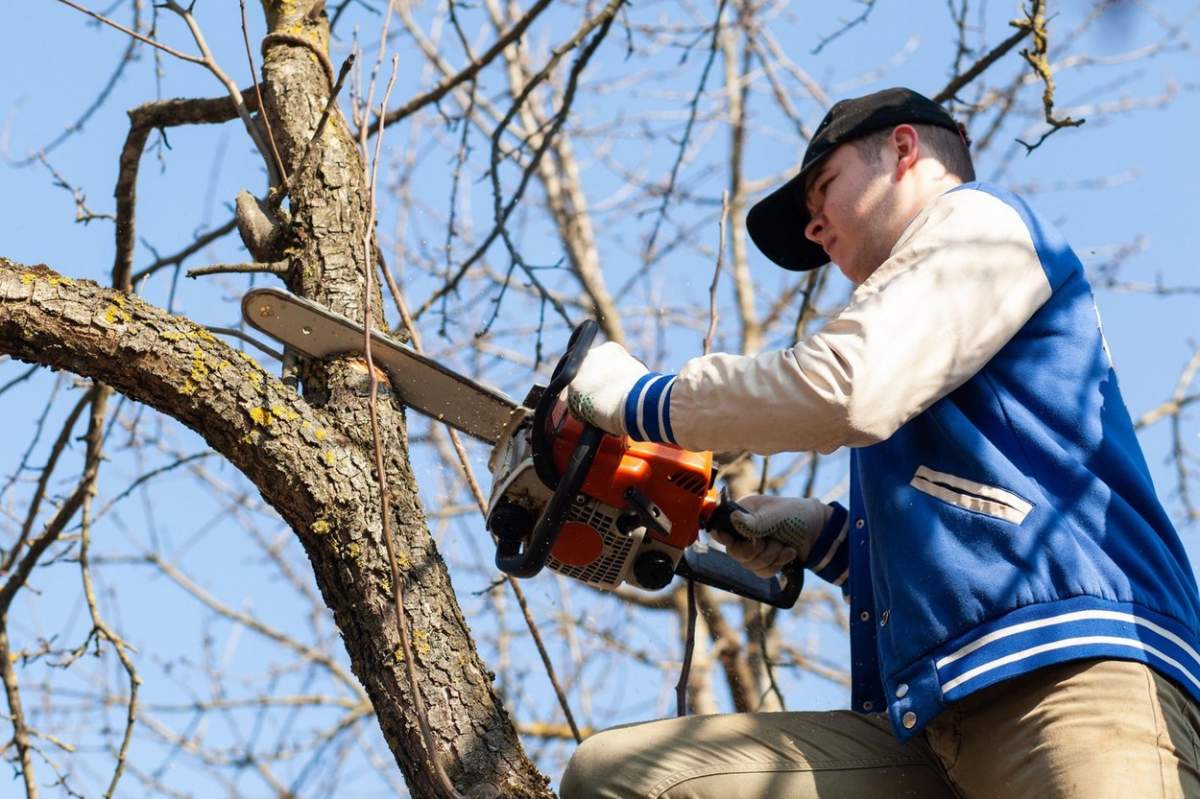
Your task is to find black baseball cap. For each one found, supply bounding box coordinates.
[746,87,962,271]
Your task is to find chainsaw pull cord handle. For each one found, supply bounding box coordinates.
[683,493,806,609]
[497,320,603,578]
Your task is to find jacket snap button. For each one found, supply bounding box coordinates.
[859,611,870,622]
[855,518,865,529]
[902,711,917,729]
[895,683,908,699]
[862,700,873,711]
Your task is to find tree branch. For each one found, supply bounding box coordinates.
[115,94,258,291]
[54,0,204,65]
[0,256,554,796]
[367,0,555,136]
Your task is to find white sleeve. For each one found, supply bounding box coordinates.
[664,188,1053,455]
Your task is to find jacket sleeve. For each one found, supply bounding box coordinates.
[624,187,1054,455]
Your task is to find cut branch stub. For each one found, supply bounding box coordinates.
[235,189,286,261]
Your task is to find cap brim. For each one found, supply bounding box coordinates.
[746,156,832,271]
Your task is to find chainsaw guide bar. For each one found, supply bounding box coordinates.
[241,288,522,445]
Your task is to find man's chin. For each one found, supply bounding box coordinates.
[833,256,881,286]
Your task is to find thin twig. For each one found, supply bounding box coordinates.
[0,625,37,798]
[240,0,288,191]
[359,53,465,799]
[54,0,204,65]
[644,0,729,262]
[36,152,115,225]
[160,1,281,187]
[360,1,400,153]
[1,391,92,576]
[75,388,140,799]
[146,553,362,691]
[811,0,879,55]
[1015,0,1085,154]
[382,259,583,744]
[675,578,697,716]
[932,20,1033,103]
[18,1,144,164]
[366,0,556,135]
[703,191,730,356]
[1136,350,1200,430]
[0,386,105,619]
[755,605,786,711]
[90,452,215,522]
[415,0,625,320]
[0,365,39,400]
[185,261,289,279]
[131,218,238,285]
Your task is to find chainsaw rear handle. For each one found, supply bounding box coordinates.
[497,320,603,577]
[681,497,805,609]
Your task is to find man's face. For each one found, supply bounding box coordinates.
[802,140,898,285]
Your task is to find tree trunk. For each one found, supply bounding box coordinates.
[0,2,557,795]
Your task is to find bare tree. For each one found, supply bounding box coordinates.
[1,1,1195,796]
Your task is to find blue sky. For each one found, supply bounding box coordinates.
[2,1,1200,795]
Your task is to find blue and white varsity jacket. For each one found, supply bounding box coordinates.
[622,182,1200,741]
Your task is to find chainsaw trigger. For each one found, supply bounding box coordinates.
[623,486,672,538]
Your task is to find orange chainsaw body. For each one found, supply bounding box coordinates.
[545,401,719,571]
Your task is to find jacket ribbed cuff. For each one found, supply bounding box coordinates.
[623,373,677,444]
[805,502,849,587]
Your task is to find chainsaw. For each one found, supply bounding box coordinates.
[241,288,804,608]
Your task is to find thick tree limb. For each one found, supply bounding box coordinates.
[0,258,553,799]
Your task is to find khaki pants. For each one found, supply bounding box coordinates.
[560,659,1200,798]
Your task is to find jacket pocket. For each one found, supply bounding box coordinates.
[910,466,1032,525]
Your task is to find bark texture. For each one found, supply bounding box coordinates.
[0,2,557,794]
[256,4,550,795]
[0,259,553,797]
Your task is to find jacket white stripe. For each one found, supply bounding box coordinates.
[911,466,1033,515]
[910,478,1030,525]
[633,380,652,441]
[910,466,1032,524]
[656,377,673,444]
[810,521,848,574]
[935,608,1200,671]
[940,634,1200,695]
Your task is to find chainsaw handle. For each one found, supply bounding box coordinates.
[685,497,805,609]
[551,319,600,389]
[532,319,600,490]
[498,319,602,577]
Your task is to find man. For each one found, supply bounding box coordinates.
[559,88,1200,798]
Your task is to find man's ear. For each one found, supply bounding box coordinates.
[890,124,920,179]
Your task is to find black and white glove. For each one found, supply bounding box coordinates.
[710,494,833,578]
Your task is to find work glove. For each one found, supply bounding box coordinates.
[565,341,649,437]
[710,494,832,578]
